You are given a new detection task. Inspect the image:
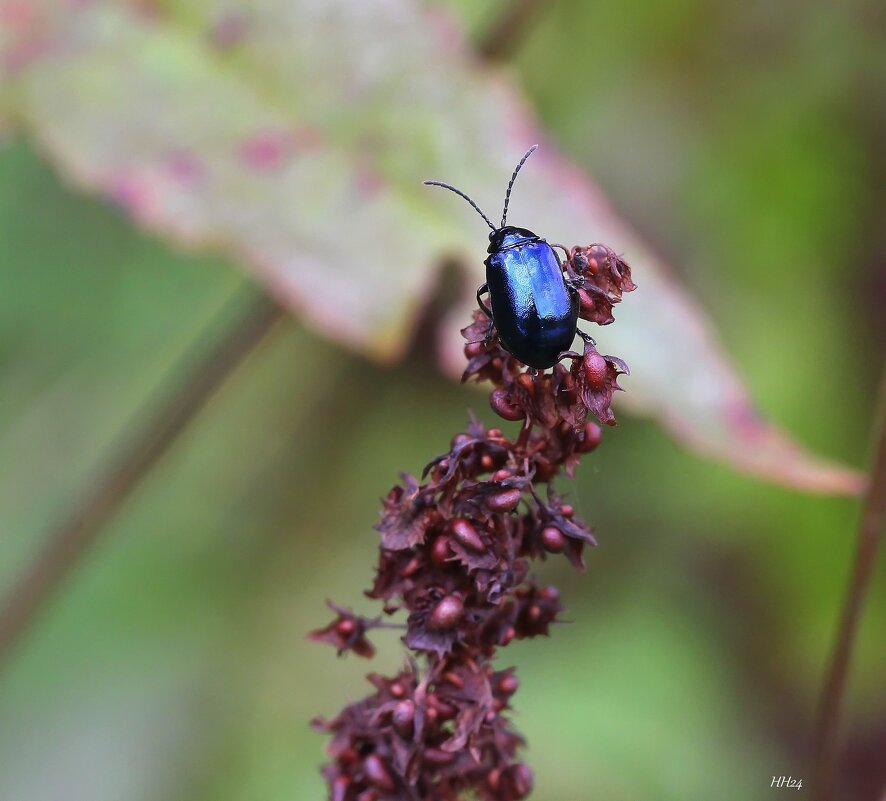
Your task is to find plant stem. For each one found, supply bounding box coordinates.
[477,0,547,62]
[0,291,286,668]
[811,369,886,800]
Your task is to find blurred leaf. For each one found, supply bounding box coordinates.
[0,0,863,494]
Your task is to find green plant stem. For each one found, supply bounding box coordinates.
[811,369,886,800]
[0,291,286,668]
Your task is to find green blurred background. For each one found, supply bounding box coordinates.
[0,1,884,799]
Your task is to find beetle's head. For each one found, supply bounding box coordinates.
[487,226,539,253]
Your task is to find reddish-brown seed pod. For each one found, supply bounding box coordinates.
[392,699,415,736]
[465,341,484,357]
[336,618,357,637]
[517,372,535,395]
[541,526,566,553]
[450,517,486,551]
[487,768,502,792]
[508,763,534,798]
[583,350,609,390]
[560,504,574,517]
[430,535,452,568]
[480,453,495,470]
[363,754,395,792]
[428,595,464,630]
[540,586,560,602]
[498,674,519,695]
[450,433,471,451]
[424,747,456,766]
[443,671,464,688]
[388,682,405,698]
[490,387,524,421]
[400,555,422,578]
[332,776,350,801]
[578,420,602,453]
[428,694,458,720]
[487,488,522,512]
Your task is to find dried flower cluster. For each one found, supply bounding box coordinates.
[311,244,635,800]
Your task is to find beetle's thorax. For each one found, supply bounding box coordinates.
[487,226,540,254]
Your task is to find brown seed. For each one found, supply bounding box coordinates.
[443,671,464,689]
[541,526,566,553]
[560,503,574,517]
[498,674,519,695]
[389,682,405,698]
[450,433,471,450]
[424,747,456,766]
[336,618,357,637]
[540,586,560,602]
[450,518,485,552]
[428,694,458,720]
[487,488,522,512]
[465,341,483,357]
[487,768,502,791]
[510,763,534,798]
[517,372,535,394]
[480,453,495,470]
[332,776,350,801]
[425,706,438,724]
[400,556,422,578]
[578,421,602,452]
[528,604,542,622]
[428,595,464,630]
[490,387,524,421]
[583,351,609,390]
[430,535,452,568]
[491,468,511,481]
[392,700,415,736]
[487,427,503,438]
[364,754,395,792]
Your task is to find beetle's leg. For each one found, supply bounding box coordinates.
[476,283,497,342]
[551,243,578,279]
[476,283,492,319]
[576,328,596,347]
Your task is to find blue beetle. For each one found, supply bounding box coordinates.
[425,145,590,370]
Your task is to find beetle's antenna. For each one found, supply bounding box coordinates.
[500,144,538,228]
[423,180,496,231]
